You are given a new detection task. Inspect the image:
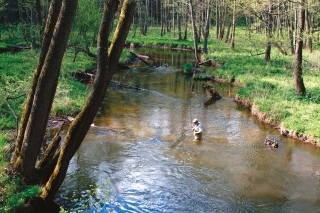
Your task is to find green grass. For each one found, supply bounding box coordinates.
[0,134,40,213]
[126,27,195,49]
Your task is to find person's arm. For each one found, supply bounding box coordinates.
[197,123,203,133]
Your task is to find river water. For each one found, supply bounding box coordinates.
[56,48,320,213]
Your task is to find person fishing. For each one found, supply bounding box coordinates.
[192,118,203,141]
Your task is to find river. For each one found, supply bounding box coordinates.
[56,48,320,213]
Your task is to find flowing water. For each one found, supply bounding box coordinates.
[56,48,320,213]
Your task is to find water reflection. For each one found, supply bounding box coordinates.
[56,48,320,213]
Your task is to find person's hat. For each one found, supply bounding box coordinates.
[193,119,198,123]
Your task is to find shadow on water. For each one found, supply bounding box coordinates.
[56,48,320,213]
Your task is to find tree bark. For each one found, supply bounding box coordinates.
[35,0,42,26]
[188,0,199,66]
[294,0,306,95]
[305,6,312,53]
[40,0,136,201]
[230,0,236,50]
[177,2,182,40]
[203,4,211,54]
[286,2,295,55]
[13,0,63,164]
[12,0,62,179]
[216,0,220,39]
[15,0,78,182]
[264,1,272,62]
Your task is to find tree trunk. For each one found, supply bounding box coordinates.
[286,2,295,55]
[12,0,63,177]
[305,7,312,53]
[35,0,43,42]
[184,13,188,40]
[188,0,199,66]
[161,2,164,36]
[230,0,236,50]
[294,0,306,95]
[40,0,136,201]
[218,1,226,40]
[264,1,272,62]
[203,5,211,54]
[216,0,220,39]
[224,21,231,43]
[177,2,182,40]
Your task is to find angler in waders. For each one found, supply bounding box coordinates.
[192,119,203,141]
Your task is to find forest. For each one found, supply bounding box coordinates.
[0,0,320,212]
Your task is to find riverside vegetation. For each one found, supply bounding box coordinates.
[1,26,320,211]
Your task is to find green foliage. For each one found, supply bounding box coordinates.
[197,73,210,80]
[0,50,37,130]
[5,185,40,212]
[126,28,194,49]
[69,0,104,50]
[120,48,135,63]
[52,80,89,116]
[182,63,193,74]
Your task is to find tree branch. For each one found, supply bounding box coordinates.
[4,91,26,135]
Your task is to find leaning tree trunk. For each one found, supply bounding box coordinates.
[12,0,63,164]
[40,0,136,201]
[13,0,74,183]
[294,0,306,95]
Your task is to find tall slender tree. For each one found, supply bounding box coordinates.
[203,1,211,54]
[294,0,306,95]
[230,0,236,50]
[188,0,200,65]
[265,1,272,62]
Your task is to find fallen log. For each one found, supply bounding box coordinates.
[199,59,213,67]
[203,84,222,100]
[129,51,152,66]
[73,71,94,83]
